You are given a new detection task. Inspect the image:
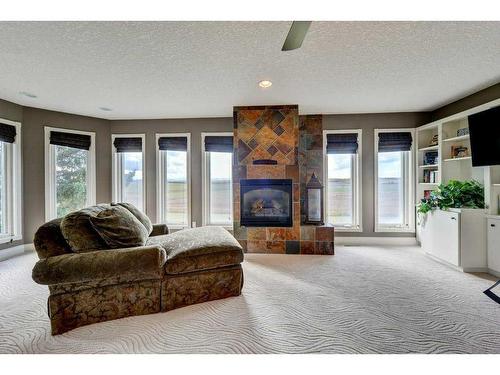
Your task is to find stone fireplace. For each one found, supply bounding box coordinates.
[233,105,334,255]
[240,179,293,227]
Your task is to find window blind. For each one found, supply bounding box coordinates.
[113,137,142,153]
[50,131,91,150]
[378,132,413,152]
[204,135,233,153]
[0,123,17,143]
[158,136,187,151]
[326,133,358,154]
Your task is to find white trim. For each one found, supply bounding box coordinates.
[374,128,416,233]
[0,243,34,262]
[335,236,417,246]
[323,129,363,232]
[0,118,22,243]
[155,132,191,228]
[111,133,146,212]
[201,132,233,228]
[44,126,96,221]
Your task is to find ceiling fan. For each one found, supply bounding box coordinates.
[281,21,312,51]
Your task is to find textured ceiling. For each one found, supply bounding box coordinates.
[0,21,499,119]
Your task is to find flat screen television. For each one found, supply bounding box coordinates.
[468,106,500,167]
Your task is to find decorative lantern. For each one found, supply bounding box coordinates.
[305,173,324,225]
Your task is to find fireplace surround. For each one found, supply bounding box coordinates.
[240,179,293,227]
[233,105,334,255]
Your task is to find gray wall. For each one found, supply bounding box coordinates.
[1,80,499,249]
[431,83,500,121]
[0,99,23,250]
[22,107,111,242]
[110,118,233,226]
[323,112,431,237]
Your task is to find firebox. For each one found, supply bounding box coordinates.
[240,179,293,227]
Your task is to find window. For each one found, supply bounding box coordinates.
[202,133,233,227]
[0,119,22,243]
[324,130,362,231]
[45,127,96,220]
[375,129,415,232]
[112,135,145,211]
[156,133,191,228]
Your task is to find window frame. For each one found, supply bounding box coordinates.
[155,132,191,229]
[323,129,363,232]
[44,126,96,221]
[0,119,22,244]
[111,134,146,211]
[201,132,233,229]
[374,128,415,233]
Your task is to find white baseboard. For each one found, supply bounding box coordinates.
[487,268,500,278]
[335,236,418,246]
[0,243,34,262]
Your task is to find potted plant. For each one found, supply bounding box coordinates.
[417,179,485,215]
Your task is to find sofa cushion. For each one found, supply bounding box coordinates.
[90,205,149,248]
[147,226,244,275]
[32,244,166,286]
[60,204,111,252]
[114,202,153,235]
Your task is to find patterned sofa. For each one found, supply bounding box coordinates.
[32,204,244,335]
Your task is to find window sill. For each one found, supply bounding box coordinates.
[375,227,415,233]
[0,235,22,245]
[329,225,363,233]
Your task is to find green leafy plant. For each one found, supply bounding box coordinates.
[417,180,485,214]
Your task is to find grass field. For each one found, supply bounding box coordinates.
[327,178,402,224]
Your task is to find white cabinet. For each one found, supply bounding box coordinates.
[420,208,487,272]
[487,217,500,277]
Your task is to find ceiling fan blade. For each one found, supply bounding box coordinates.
[281,21,312,51]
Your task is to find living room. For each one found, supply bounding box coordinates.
[1,0,500,370]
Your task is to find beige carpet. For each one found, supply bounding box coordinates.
[1,245,499,354]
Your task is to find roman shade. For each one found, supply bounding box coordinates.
[326,133,359,154]
[113,137,142,153]
[50,131,91,150]
[204,136,233,153]
[378,132,413,152]
[158,137,187,151]
[0,123,17,143]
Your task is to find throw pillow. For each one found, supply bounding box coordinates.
[90,205,149,249]
[113,202,153,235]
[61,204,111,252]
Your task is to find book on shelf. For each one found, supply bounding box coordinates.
[423,169,439,183]
[423,151,438,165]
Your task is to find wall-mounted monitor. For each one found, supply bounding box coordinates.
[468,106,500,167]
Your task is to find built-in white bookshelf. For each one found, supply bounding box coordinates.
[415,97,500,218]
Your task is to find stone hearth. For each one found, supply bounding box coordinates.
[232,105,334,255]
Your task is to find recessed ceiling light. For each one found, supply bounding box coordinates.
[19,91,37,98]
[99,107,112,111]
[258,80,273,88]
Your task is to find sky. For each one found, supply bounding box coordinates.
[328,151,403,179]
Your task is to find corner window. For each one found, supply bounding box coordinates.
[0,120,22,243]
[45,127,96,220]
[112,135,145,211]
[156,133,191,228]
[202,133,233,227]
[375,129,415,232]
[324,130,362,231]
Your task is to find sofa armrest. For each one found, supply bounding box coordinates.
[150,223,169,237]
[32,245,166,286]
